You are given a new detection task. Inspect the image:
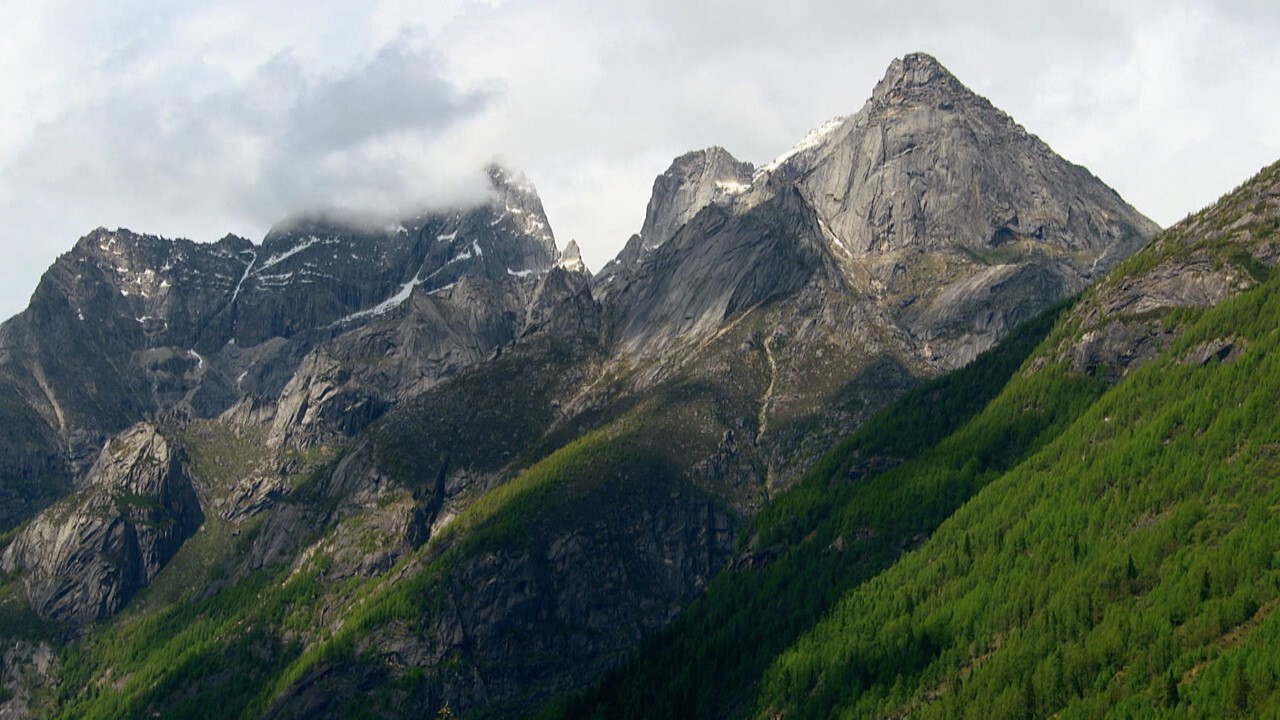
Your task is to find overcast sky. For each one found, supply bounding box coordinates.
[1,0,1277,320]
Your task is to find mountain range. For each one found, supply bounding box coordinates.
[3,52,1270,718]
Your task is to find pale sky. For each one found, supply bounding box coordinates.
[1,0,1278,320]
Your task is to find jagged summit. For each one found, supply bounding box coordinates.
[870,51,968,103]
[0,162,567,534]
[486,161,540,196]
[639,146,754,249]
[556,239,587,273]
[776,52,1159,261]
[753,54,970,183]
[592,146,753,294]
[603,50,1159,371]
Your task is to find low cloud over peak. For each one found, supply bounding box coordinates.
[0,1,1277,321]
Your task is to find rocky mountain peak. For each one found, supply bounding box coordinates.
[592,146,755,296]
[0,160,569,533]
[774,52,1159,264]
[639,146,754,250]
[556,239,586,273]
[602,51,1159,377]
[0,422,202,623]
[870,52,966,104]
[486,162,538,196]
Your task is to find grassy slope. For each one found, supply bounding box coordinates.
[39,332,735,718]
[552,299,1097,719]
[741,163,1280,718]
[557,160,1280,720]
[756,259,1280,719]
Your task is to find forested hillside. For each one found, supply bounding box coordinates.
[557,161,1280,718]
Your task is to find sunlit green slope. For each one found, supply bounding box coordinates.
[560,161,1280,719]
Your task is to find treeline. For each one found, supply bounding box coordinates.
[753,271,1280,718]
[547,299,1101,719]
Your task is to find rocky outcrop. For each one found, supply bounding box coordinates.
[268,350,392,450]
[524,266,600,342]
[0,164,562,533]
[266,267,601,451]
[640,147,755,250]
[1059,159,1280,378]
[555,239,587,273]
[0,641,57,720]
[595,147,754,295]
[606,180,842,355]
[261,491,734,719]
[0,424,203,623]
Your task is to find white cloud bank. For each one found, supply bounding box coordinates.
[0,0,1277,319]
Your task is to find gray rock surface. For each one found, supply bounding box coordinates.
[0,423,202,623]
[0,164,560,533]
[266,265,600,451]
[1058,158,1280,378]
[556,239,586,273]
[640,146,755,250]
[594,147,754,294]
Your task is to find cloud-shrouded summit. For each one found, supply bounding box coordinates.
[7,33,500,256]
[0,0,1278,320]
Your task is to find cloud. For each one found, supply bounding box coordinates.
[8,35,499,229]
[0,0,1278,319]
[432,0,1280,274]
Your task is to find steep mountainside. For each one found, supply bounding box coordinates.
[595,147,755,294]
[0,53,1165,720]
[594,52,1156,493]
[559,159,1280,719]
[0,165,558,532]
[605,53,1155,361]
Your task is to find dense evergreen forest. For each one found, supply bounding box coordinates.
[552,162,1280,718]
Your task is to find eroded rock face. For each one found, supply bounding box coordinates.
[595,147,755,295]
[555,239,587,274]
[266,266,601,451]
[0,641,57,719]
[607,181,841,356]
[261,494,735,719]
[640,147,755,250]
[0,164,561,533]
[1058,159,1280,378]
[0,424,203,623]
[420,498,733,714]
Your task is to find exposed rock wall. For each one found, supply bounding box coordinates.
[0,424,203,623]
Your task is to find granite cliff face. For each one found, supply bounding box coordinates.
[1060,160,1280,379]
[0,53,1167,720]
[593,52,1158,493]
[265,264,598,451]
[640,146,756,250]
[0,165,559,533]
[595,147,755,295]
[0,423,202,623]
